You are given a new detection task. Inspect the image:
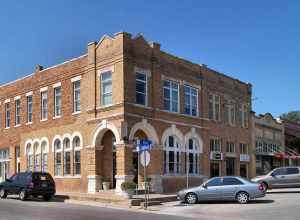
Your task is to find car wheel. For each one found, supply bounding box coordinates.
[0,188,7,199]
[43,195,52,201]
[261,182,268,192]
[185,193,198,204]
[19,190,27,201]
[236,192,249,204]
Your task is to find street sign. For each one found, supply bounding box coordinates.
[136,140,152,152]
[140,151,150,167]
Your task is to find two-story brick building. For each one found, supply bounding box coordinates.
[0,32,254,193]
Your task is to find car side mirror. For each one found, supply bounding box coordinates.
[271,173,276,178]
[203,184,208,189]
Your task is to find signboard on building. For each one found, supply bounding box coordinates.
[210,152,223,161]
[240,154,250,162]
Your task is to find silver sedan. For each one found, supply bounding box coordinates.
[177,176,266,204]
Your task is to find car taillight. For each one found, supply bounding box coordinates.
[258,183,264,191]
[28,182,34,189]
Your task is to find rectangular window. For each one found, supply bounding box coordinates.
[224,100,235,126]
[73,81,81,112]
[16,147,21,173]
[101,71,112,106]
[226,142,235,153]
[184,85,198,116]
[42,153,48,172]
[54,86,62,117]
[15,99,21,126]
[55,152,62,176]
[74,151,81,175]
[240,143,248,154]
[163,80,179,113]
[238,103,248,128]
[135,72,147,105]
[64,152,71,175]
[27,95,33,123]
[5,103,10,128]
[210,138,221,152]
[208,94,220,121]
[41,91,48,120]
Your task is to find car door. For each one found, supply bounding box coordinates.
[199,177,223,201]
[283,167,300,187]
[5,175,18,194]
[221,177,243,200]
[269,168,287,188]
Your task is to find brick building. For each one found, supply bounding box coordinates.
[0,32,254,193]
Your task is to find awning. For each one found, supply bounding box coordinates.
[274,147,300,160]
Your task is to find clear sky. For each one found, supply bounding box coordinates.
[0,1,299,117]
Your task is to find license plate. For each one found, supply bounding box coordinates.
[42,183,47,187]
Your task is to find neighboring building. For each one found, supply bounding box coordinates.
[0,32,254,193]
[253,113,285,175]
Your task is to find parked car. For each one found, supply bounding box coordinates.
[177,176,265,204]
[0,172,56,201]
[251,167,300,191]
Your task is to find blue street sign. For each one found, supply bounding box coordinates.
[136,140,152,152]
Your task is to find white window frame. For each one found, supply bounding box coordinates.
[101,71,113,106]
[164,136,181,175]
[226,142,235,153]
[5,102,10,128]
[73,136,81,176]
[210,138,221,152]
[186,138,200,175]
[34,142,41,172]
[209,94,221,121]
[163,80,179,113]
[240,143,248,154]
[54,86,62,118]
[73,80,81,113]
[41,141,48,172]
[26,94,33,124]
[15,98,21,126]
[63,138,72,176]
[40,91,48,121]
[225,99,235,126]
[54,139,62,176]
[135,72,147,106]
[184,85,198,116]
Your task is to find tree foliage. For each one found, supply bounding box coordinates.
[281,111,300,124]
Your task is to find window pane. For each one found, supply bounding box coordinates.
[207,177,223,187]
[136,93,145,105]
[101,72,112,81]
[224,177,243,185]
[136,72,146,81]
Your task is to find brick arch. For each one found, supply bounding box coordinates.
[129,119,159,145]
[92,120,121,147]
[184,128,203,153]
[161,125,184,149]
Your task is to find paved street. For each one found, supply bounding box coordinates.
[0,197,188,220]
[152,192,300,220]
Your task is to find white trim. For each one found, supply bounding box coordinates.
[4,99,10,104]
[129,119,159,145]
[14,124,21,128]
[71,75,82,82]
[161,125,184,149]
[52,82,61,88]
[14,96,21,101]
[135,70,148,107]
[134,67,151,77]
[184,128,204,154]
[40,87,48,92]
[72,132,83,150]
[53,116,62,120]
[26,122,33,126]
[40,137,50,153]
[52,135,63,152]
[26,91,33,96]
[54,176,82,179]
[72,111,81,115]
[97,66,114,76]
[40,118,48,122]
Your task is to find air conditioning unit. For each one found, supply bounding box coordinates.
[210,152,223,161]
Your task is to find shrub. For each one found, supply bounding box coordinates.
[121,181,136,191]
[101,176,110,182]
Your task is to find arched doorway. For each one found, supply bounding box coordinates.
[96,130,117,189]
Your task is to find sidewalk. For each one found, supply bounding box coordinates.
[267,188,300,193]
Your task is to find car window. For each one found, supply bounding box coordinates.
[286,168,299,175]
[206,178,223,187]
[223,177,243,186]
[272,168,287,176]
[9,175,17,182]
[33,173,53,182]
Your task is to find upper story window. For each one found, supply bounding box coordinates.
[15,99,21,126]
[210,138,221,152]
[224,100,235,126]
[240,143,248,154]
[238,103,248,128]
[226,142,235,153]
[135,72,147,106]
[27,95,33,123]
[184,85,198,116]
[54,86,62,117]
[208,94,220,121]
[41,91,48,120]
[101,71,112,106]
[163,80,179,113]
[73,80,81,113]
[5,102,10,128]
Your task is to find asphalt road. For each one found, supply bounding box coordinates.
[0,197,189,220]
[155,192,300,220]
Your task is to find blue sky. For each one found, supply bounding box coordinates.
[0,1,299,117]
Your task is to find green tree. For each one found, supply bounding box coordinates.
[281,111,300,124]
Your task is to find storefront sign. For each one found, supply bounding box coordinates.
[210,152,223,161]
[240,154,250,162]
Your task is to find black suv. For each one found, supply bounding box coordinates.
[0,172,56,201]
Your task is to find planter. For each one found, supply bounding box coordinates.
[102,182,110,191]
[121,189,134,199]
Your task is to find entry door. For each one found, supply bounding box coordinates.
[132,152,139,185]
[210,162,220,177]
[112,138,117,189]
[240,164,248,178]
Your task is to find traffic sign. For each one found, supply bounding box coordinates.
[136,140,152,152]
[140,151,150,167]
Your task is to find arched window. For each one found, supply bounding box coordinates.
[186,139,200,175]
[41,141,48,172]
[63,138,71,176]
[26,143,33,171]
[164,136,181,174]
[54,139,62,176]
[73,136,81,176]
[34,142,41,171]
